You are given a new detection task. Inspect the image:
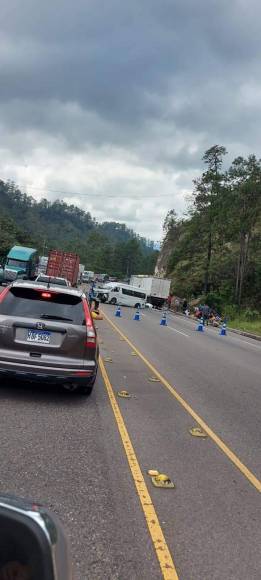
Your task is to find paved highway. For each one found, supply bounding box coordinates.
[0,296,260,579]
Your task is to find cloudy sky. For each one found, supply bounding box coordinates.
[1,0,260,240]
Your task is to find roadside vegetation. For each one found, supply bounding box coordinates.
[161,145,261,329]
[228,315,261,336]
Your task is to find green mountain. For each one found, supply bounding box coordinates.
[0,179,158,277]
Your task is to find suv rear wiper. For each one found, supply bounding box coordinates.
[40,314,73,322]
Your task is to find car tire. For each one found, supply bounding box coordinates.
[76,384,94,396]
[63,368,97,396]
[76,368,98,395]
[110,297,117,305]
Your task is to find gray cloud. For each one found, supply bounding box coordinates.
[1,0,261,238]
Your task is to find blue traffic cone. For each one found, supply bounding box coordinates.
[197,317,204,332]
[133,308,141,321]
[219,322,227,336]
[115,305,122,318]
[160,312,167,326]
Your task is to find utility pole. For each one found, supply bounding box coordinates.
[42,239,47,256]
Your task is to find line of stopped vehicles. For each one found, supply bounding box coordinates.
[0,245,170,396]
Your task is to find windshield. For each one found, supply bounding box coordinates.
[37,276,68,286]
[6,259,27,269]
[0,287,85,325]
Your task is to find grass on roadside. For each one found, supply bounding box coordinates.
[228,318,261,336]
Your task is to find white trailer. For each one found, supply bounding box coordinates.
[82,270,94,282]
[37,256,48,275]
[78,264,85,283]
[130,276,171,307]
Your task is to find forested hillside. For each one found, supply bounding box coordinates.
[160,145,261,314]
[0,180,158,277]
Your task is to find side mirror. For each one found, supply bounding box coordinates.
[0,494,72,580]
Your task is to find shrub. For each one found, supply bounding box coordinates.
[244,309,260,321]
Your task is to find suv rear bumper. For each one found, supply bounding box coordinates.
[0,360,98,385]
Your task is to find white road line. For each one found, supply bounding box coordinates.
[167,326,190,338]
[137,309,260,347]
[168,314,261,348]
[231,337,261,349]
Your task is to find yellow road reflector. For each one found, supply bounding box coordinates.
[147,469,159,476]
[99,355,179,579]
[131,351,137,356]
[117,390,131,398]
[104,357,113,363]
[120,338,125,341]
[148,376,161,383]
[152,474,175,489]
[189,426,207,438]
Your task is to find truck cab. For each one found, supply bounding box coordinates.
[1,246,39,284]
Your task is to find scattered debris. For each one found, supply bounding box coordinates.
[117,390,131,398]
[189,426,207,438]
[151,474,175,489]
[147,469,159,476]
[147,470,175,489]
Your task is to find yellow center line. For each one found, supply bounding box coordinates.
[99,355,179,580]
[101,310,261,494]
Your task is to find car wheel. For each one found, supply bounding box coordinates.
[74,368,97,395]
[110,297,117,305]
[134,303,141,309]
[63,382,94,396]
[76,384,94,396]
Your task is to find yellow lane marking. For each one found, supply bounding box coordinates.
[101,311,261,494]
[99,355,179,580]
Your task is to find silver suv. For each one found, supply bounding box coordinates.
[0,282,98,395]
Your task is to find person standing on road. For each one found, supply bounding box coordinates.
[202,304,210,325]
[167,294,172,309]
[91,300,103,321]
[88,282,96,308]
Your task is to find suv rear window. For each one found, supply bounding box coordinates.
[0,287,85,325]
[37,277,68,285]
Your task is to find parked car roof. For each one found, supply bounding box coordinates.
[11,280,83,298]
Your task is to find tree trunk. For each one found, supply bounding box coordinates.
[204,230,212,295]
[235,242,242,301]
[238,233,249,306]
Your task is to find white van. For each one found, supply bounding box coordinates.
[104,283,147,308]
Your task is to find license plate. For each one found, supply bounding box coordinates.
[27,330,51,344]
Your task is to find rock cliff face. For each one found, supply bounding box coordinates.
[154,239,172,277]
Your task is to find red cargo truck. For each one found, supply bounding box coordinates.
[46,250,80,286]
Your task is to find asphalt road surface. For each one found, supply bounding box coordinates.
[0,296,260,579]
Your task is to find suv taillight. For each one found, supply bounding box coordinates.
[0,287,10,303]
[86,326,96,348]
[82,298,97,348]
